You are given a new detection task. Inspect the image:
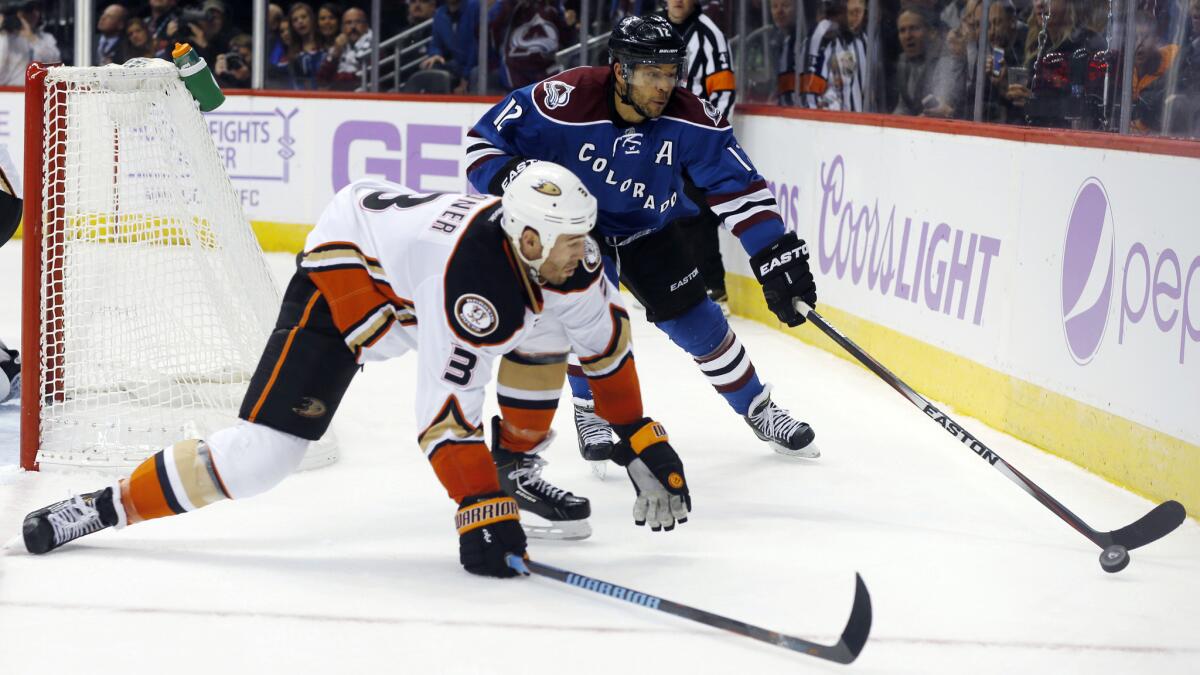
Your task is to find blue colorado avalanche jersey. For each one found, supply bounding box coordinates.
[465,66,784,254]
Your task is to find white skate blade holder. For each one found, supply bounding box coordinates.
[521,512,592,540]
[772,440,820,459]
[589,460,608,479]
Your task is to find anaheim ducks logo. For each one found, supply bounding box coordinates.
[292,397,328,419]
[542,80,575,109]
[531,179,562,197]
[455,293,498,337]
[668,472,685,489]
[583,236,601,273]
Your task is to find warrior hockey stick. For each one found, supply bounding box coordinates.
[794,300,1187,552]
[506,555,871,664]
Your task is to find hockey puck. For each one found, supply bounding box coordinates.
[1099,544,1130,573]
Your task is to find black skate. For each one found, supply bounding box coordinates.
[23,486,123,554]
[745,384,820,458]
[573,399,613,479]
[491,417,591,540]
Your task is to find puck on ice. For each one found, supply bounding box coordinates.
[1099,544,1129,573]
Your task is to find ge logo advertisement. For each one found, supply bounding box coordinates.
[195,96,491,226]
[1061,177,1200,366]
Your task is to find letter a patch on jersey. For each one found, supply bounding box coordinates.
[654,141,673,166]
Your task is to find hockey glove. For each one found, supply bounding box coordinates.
[611,418,691,532]
[750,232,817,326]
[456,492,527,578]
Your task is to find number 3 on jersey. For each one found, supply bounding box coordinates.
[443,346,478,385]
[493,98,523,131]
[361,192,444,211]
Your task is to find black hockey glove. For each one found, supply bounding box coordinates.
[611,418,691,532]
[456,492,527,578]
[486,156,540,196]
[750,232,817,326]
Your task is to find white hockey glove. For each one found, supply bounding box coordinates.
[611,418,691,532]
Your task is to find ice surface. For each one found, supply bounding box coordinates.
[1,245,1197,674]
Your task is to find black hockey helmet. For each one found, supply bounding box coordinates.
[608,15,687,70]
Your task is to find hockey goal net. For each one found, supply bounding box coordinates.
[21,60,337,472]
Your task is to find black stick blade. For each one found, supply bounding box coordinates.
[1108,500,1187,551]
[782,572,872,664]
[841,573,873,660]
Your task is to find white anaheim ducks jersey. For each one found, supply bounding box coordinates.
[299,179,631,462]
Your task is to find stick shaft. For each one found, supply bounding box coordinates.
[798,303,1107,546]
[796,302,1185,550]
[509,555,868,663]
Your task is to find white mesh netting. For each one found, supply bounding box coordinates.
[35,60,337,472]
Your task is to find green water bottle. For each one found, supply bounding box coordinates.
[172,42,226,112]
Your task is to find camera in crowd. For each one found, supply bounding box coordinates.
[0,0,39,33]
[168,6,209,40]
[178,7,209,26]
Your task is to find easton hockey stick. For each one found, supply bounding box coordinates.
[794,301,1187,553]
[506,555,871,664]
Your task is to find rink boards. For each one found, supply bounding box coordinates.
[2,88,1195,517]
[731,109,1199,517]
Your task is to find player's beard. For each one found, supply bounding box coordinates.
[635,90,669,117]
[625,82,670,119]
[540,259,579,285]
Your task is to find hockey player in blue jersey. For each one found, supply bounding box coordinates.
[465,15,819,522]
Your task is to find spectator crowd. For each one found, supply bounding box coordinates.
[80,0,382,90]
[761,0,1200,135]
[0,0,1196,137]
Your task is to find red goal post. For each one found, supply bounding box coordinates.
[21,61,51,471]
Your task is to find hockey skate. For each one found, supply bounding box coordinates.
[573,399,614,479]
[491,418,592,540]
[745,384,820,458]
[23,486,124,554]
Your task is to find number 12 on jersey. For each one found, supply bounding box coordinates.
[493,98,523,131]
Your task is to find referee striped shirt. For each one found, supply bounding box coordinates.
[801,19,867,112]
[658,8,736,121]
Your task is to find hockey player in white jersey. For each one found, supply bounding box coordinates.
[20,163,691,577]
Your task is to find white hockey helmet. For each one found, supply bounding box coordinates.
[501,161,597,273]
